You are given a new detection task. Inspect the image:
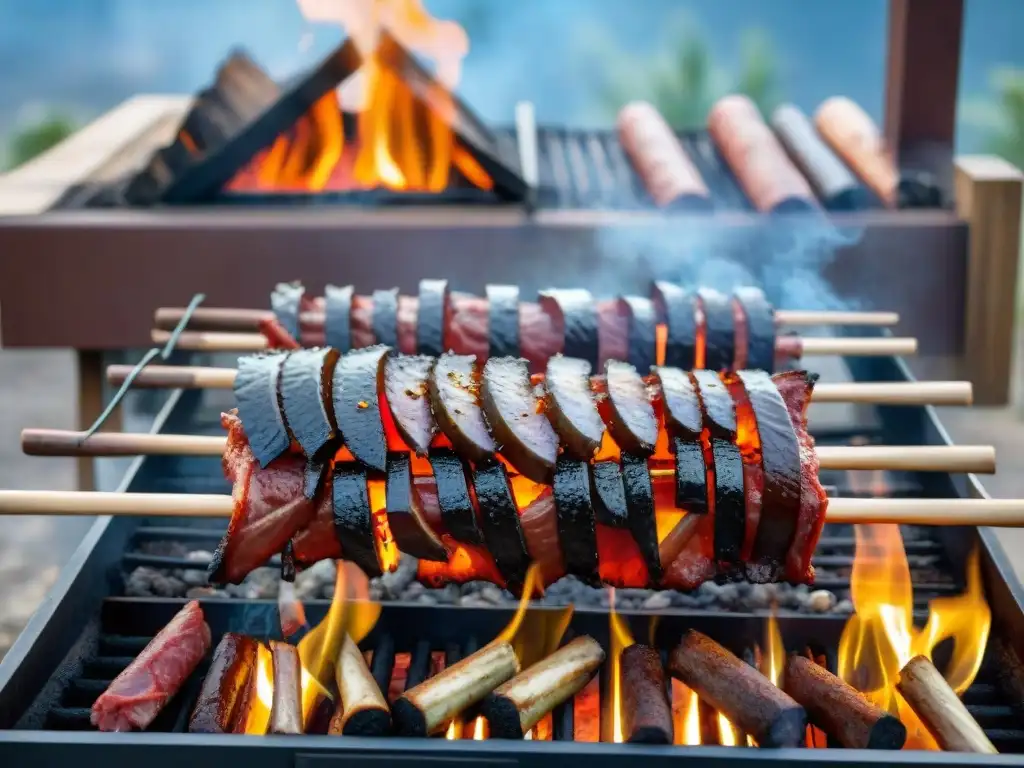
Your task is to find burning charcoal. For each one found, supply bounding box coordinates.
[394,642,520,736]
[783,655,906,749]
[807,590,836,613]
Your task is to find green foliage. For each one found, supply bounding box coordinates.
[984,69,1024,169]
[6,116,77,170]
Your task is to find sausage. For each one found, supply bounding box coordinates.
[618,101,712,210]
[707,94,818,213]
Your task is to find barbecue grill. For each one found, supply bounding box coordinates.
[1,333,1023,764]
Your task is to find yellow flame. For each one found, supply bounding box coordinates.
[244,642,274,734]
[718,712,739,746]
[608,588,636,743]
[683,689,701,745]
[838,525,991,750]
[764,611,785,687]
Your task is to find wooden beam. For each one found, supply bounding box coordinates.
[955,156,1024,405]
[884,0,964,156]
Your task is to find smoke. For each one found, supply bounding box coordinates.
[592,212,865,311]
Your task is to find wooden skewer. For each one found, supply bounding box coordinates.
[0,491,1021,526]
[18,430,998,474]
[105,364,972,406]
[154,306,901,332]
[149,329,917,357]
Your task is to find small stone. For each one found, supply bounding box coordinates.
[415,593,437,605]
[368,582,384,601]
[403,582,426,600]
[139,541,190,558]
[642,592,672,610]
[187,550,214,564]
[321,584,335,600]
[186,586,225,599]
[808,590,836,613]
[670,592,700,608]
[745,584,773,610]
[832,599,854,614]
[478,585,505,605]
[380,555,418,598]
[244,567,280,599]
[435,584,460,605]
[459,595,491,608]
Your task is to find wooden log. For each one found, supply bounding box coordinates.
[619,644,673,744]
[268,641,304,736]
[188,633,259,734]
[668,630,806,748]
[783,654,906,749]
[896,655,997,753]
[333,633,391,736]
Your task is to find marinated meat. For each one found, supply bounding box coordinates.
[428,353,496,463]
[383,354,437,456]
[544,356,605,460]
[604,361,658,455]
[538,289,599,367]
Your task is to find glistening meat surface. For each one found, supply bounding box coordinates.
[305,294,801,372]
[91,600,211,732]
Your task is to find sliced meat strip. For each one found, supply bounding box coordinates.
[653,366,702,439]
[428,353,496,463]
[271,281,304,341]
[619,295,658,371]
[332,345,390,473]
[696,287,735,371]
[738,370,802,581]
[538,288,599,367]
[674,437,708,514]
[280,348,341,496]
[690,370,736,439]
[711,437,745,566]
[722,373,765,566]
[589,460,629,528]
[332,462,383,577]
[416,279,448,357]
[385,452,448,561]
[604,360,658,455]
[651,281,697,368]
[473,461,532,591]
[544,355,604,460]
[620,453,662,583]
[734,287,776,372]
[428,448,484,545]
[486,285,520,358]
[371,288,399,347]
[324,284,354,352]
[91,600,212,732]
[553,456,600,581]
[233,352,291,468]
[383,354,437,456]
[481,356,558,483]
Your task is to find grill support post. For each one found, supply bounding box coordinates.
[954,156,1024,406]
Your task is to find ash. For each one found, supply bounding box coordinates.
[122,543,857,614]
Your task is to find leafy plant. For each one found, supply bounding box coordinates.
[6,116,77,170]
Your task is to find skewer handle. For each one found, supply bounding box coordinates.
[799,336,917,357]
[18,430,997,474]
[107,363,972,406]
[775,309,899,327]
[152,330,269,352]
[155,307,273,331]
[0,492,1021,526]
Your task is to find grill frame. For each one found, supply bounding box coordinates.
[1,342,1023,764]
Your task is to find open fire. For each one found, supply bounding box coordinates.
[227,0,493,194]
[204,519,992,748]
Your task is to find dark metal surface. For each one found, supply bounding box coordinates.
[0,209,967,357]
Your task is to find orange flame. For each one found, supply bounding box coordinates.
[838,524,990,749]
[232,0,489,193]
[763,611,785,687]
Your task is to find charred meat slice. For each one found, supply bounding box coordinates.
[651,281,697,369]
[428,448,484,545]
[653,366,702,439]
[553,457,600,581]
[429,353,496,462]
[233,352,291,467]
[417,279,448,357]
[691,370,736,439]
[481,356,558,483]
[371,288,399,347]
[333,345,390,472]
[324,284,354,352]
[332,462,383,577]
[619,295,658,371]
[696,287,735,371]
[280,348,341,465]
[383,354,437,456]
[590,460,629,528]
[738,370,802,578]
[385,452,447,561]
[734,287,776,372]
[473,462,531,591]
[711,438,744,565]
[674,437,708,514]
[604,360,658,455]
[487,284,520,358]
[271,281,304,341]
[538,288,599,367]
[544,355,604,460]
[621,453,662,583]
